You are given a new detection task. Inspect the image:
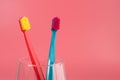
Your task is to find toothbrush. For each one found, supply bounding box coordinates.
[19,16,45,80]
[46,17,60,80]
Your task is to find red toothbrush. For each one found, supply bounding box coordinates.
[19,16,45,80]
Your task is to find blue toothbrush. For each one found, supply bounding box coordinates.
[46,17,60,80]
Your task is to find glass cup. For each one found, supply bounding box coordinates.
[16,57,66,80]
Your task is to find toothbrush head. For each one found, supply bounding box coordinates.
[19,16,31,31]
[51,17,60,31]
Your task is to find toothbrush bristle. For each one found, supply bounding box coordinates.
[19,16,31,31]
[52,17,60,31]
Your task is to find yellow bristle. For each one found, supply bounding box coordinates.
[20,16,31,31]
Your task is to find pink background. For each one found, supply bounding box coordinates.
[0,0,120,80]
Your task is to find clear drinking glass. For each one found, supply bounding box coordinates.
[16,57,66,80]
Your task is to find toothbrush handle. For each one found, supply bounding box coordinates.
[48,31,56,63]
[24,31,45,80]
[47,31,56,80]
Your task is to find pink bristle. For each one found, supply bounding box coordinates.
[52,17,60,31]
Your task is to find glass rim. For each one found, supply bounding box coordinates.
[18,56,64,67]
